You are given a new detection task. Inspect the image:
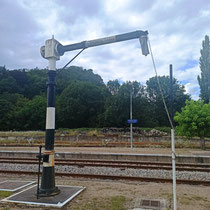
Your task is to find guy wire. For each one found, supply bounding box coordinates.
[147,37,174,129]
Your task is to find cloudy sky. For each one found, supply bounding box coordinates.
[1,0,210,99]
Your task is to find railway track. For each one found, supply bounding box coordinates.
[0,157,210,172]
[0,169,210,186]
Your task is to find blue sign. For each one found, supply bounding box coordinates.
[127,119,138,124]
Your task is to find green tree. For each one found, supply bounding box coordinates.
[104,81,154,127]
[0,66,21,94]
[0,98,12,130]
[107,80,120,95]
[26,68,47,99]
[9,69,28,95]
[57,81,108,128]
[56,66,104,94]
[0,93,26,130]
[0,66,107,130]
[146,76,190,126]
[0,67,47,98]
[0,66,7,78]
[198,35,210,103]
[104,81,134,127]
[174,100,210,150]
[11,95,46,130]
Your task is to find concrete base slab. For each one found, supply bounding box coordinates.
[1,185,85,208]
[0,180,35,192]
[133,198,170,210]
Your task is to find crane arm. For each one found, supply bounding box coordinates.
[57,30,149,56]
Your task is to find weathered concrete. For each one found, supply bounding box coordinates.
[0,150,210,163]
[1,185,85,208]
[0,180,35,192]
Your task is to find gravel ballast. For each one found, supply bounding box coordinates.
[0,163,210,181]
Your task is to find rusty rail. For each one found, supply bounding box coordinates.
[0,170,210,186]
[1,157,210,168]
[0,158,210,172]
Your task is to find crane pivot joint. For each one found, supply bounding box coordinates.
[40,36,61,60]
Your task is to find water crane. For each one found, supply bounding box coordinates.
[38,30,149,196]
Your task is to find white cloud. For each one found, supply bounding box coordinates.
[0,0,209,100]
[185,82,200,100]
[175,65,201,99]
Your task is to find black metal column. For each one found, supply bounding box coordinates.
[39,70,60,196]
[169,64,174,125]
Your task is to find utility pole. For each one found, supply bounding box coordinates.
[39,30,149,197]
[169,64,177,210]
[169,64,174,124]
[130,85,133,149]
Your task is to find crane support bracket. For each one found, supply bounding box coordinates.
[56,30,149,56]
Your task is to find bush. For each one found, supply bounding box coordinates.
[154,127,171,134]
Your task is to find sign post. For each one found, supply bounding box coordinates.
[127,119,138,124]
[130,88,133,149]
[127,118,138,149]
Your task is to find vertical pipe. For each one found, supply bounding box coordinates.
[36,145,42,199]
[170,64,177,210]
[130,86,133,149]
[171,129,177,210]
[169,64,174,124]
[39,57,60,196]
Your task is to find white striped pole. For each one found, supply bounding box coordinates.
[171,129,177,210]
[39,39,60,196]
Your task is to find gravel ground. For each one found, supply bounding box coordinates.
[0,174,210,210]
[1,146,210,156]
[1,147,210,209]
[0,163,210,182]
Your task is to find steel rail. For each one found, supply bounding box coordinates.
[0,157,210,168]
[0,159,210,172]
[0,170,210,186]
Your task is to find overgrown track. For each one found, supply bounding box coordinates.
[0,157,210,173]
[0,170,210,186]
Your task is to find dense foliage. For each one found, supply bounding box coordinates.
[0,65,190,131]
[174,100,210,149]
[175,100,210,138]
[146,76,190,126]
[198,35,210,103]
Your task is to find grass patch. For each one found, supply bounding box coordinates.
[192,195,208,202]
[110,196,126,210]
[160,192,173,201]
[139,127,171,134]
[57,128,101,132]
[87,129,100,137]
[203,203,210,209]
[139,127,153,132]
[0,131,44,137]
[179,194,208,205]
[154,127,171,134]
[73,196,126,210]
[0,191,13,198]
[56,128,102,137]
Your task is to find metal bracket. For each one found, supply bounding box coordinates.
[36,145,42,199]
[43,154,49,163]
